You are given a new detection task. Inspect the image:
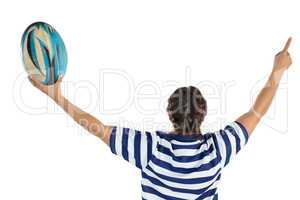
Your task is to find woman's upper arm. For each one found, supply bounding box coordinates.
[213,121,249,168]
[107,126,157,169]
[102,125,114,146]
[236,110,261,137]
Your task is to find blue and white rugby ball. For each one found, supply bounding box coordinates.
[21,22,67,85]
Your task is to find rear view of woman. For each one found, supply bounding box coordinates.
[29,38,292,199]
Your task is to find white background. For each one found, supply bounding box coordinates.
[1,0,300,199]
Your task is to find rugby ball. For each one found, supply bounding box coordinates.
[21,22,67,85]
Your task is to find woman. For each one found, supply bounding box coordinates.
[29,38,292,200]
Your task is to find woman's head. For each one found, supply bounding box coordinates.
[167,86,207,135]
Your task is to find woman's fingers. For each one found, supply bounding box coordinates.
[57,75,64,84]
[282,37,292,52]
[28,75,39,87]
[28,75,46,91]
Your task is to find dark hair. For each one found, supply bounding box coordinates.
[167,86,207,135]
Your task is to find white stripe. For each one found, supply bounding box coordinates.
[127,128,136,166]
[115,127,123,157]
[142,179,198,199]
[140,131,148,169]
[204,196,216,200]
[173,149,206,157]
[153,146,218,169]
[214,132,227,168]
[231,122,246,147]
[225,128,237,161]
[152,133,158,157]
[158,138,208,157]
[170,140,201,146]
[142,191,165,200]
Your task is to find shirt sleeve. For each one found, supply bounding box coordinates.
[109,126,157,170]
[212,121,249,168]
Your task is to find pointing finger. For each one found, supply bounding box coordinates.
[282,37,292,52]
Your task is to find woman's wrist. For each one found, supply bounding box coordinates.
[53,92,64,105]
[269,69,284,87]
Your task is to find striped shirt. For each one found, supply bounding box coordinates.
[110,121,249,200]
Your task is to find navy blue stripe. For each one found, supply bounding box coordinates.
[171,143,201,150]
[220,130,232,166]
[142,185,186,200]
[211,134,221,161]
[225,125,241,153]
[146,131,153,163]
[146,164,221,184]
[235,121,249,143]
[213,193,218,200]
[121,128,129,161]
[156,131,203,142]
[157,144,215,163]
[196,188,217,200]
[109,127,117,154]
[142,171,216,195]
[134,130,142,169]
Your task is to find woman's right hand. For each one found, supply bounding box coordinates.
[273,37,293,72]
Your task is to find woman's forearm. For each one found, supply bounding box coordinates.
[237,69,285,135]
[252,69,284,117]
[54,95,111,144]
